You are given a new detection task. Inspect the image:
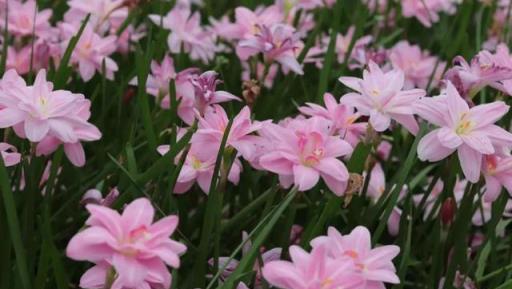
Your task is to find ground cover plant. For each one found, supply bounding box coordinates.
[1,0,512,288]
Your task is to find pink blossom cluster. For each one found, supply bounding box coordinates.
[401,0,459,27]
[0,69,101,166]
[263,226,400,289]
[1,0,143,82]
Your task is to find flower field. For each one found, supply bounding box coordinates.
[1,1,512,289]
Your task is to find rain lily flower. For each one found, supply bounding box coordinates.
[444,49,512,98]
[0,69,102,167]
[262,244,361,289]
[66,198,187,289]
[157,141,242,194]
[388,41,446,89]
[190,71,240,115]
[238,24,304,75]
[4,0,53,37]
[481,154,512,202]
[339,61,425,134]
[299,92,367,147]
[64,0,128,33]
[192,105,263,162]
[0,143,21,167]
[334,26,373,66]
[61,23,119,81]
[415,81,512,182]
[149,7,219,63]
[311,226,400,289]
[130,55,199,125]
[259,117,353,195]
[229,6,283,40]
[401,0,458,27]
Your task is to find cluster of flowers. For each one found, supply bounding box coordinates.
[67,195,400,289]
[2,0,143,81]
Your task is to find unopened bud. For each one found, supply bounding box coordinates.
[441,197,456,226]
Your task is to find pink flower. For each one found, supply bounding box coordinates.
[299,92,367,147]
[190,71,240,115]
[3,0,53,37]
[339,61,425,134]
[229,6,283,40]
[5,46,32,75]
[415,81,512,182]
[259,117,352,195]
[388,41,446,89]
[64,0,128,33]
[66,198,187,289]
[262,244,361,289]
[0,142,21,167]
[130,55,199,125]
[61,23,119,81]
[311,226,400,289]
[401,0,458,27]
[157,140,242,194]
[149,7,219,64]
[444,48,512,98]
[481,154,512,202]
[192,105,263,162]
[0,69,102,167]
[238,24,304,75]
[334,26,373,66]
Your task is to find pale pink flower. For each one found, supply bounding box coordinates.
[157,141,242,194]
[339,61,425,134]
[238,24,304,75]
[66,198,187,289]
[190,71,240,115]
[64,0,128,33]
[229,6,283,40]
[299,93,367,147]
[334,27,373,66]
[262,244,361,289]
[5,46,31,75]
[0,69,101,167]
[444,48,512,98]
[0,142,21,167]
[149,7,219,64]
[61,23,119,81]
[481,154,512,202]
[192,105,263,162]
[4,0,52,37]
[388,41,446,89]
[311,226,400,289]
[115,24,146,54]
[130,55,199,125]
[401,0,458,27]
[415,82,512,182]
[259,117,353,195]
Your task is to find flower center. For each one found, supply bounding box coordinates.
[455,119,473,135]
[191,156,202,170]
[344,250,358,259]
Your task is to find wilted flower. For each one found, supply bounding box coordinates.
[0,143,21,167]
